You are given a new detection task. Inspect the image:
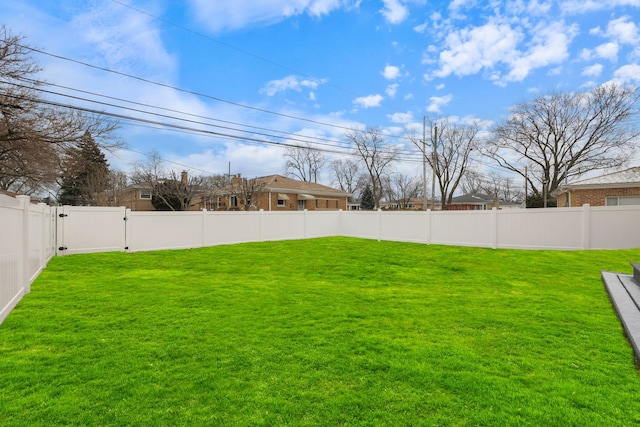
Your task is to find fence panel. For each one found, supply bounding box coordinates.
[378,211,428,243]
[430,210,494,248]
[0,196,55,324]
[340,211,382,240]
[590,205,640,249]
[262,211,306,241]
[127,211,205,252]
[202,211,262,247]
[57,206,126,255]
[496,208,584,250]
[305,211,342,239]
[0,195,25,324]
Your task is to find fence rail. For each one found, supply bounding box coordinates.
[2,199,640,324]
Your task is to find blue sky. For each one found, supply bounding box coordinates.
[2,0,639,184]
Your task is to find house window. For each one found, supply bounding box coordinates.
[230,195,238,207]
[140,190,152,200]
[606,196,640,206]
[277,198,286,207]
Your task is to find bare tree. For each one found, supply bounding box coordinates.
[346,127,400,208]
[283,143,327,183]
[384,174,422,209]
[485,84,640,204]
[130,152,204,211]
[102,170,128,207]
[411,119,480,210]
[461,170,523,203]
[0,26,121,195]
[330,158,365,200]
[222,174,266,211]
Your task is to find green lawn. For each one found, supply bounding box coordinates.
[1,237,640,426]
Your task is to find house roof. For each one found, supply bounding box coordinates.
[449,192,521,207]
[254,174,350,197]
[552,167,640,195]
[450,193,495,204]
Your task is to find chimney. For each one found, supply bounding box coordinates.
[231,173,242,186]
[181,170,188,185]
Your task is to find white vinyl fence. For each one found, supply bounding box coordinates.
[0,195,55,324]
[1,199,639,324]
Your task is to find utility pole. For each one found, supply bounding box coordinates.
[524,166,528,208]
[422,116,427,211]
[431,125,438,210]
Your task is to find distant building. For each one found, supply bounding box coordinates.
[213,174,350,211]
[552,167,640,207]
[446,193,522,210]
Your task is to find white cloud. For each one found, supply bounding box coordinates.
[448,0,477,17]
[612,64,640,84]
[388,112,414,123]
[427,94,453,114]
[260,75,326,96]
[606,16,639,45]
[431,21,522,79]
[386,83,399,97]
[353,94,384,108]
[70,3,177,78]
[382,65,401,80]
[189,0,355,32]
[414,22,428,33]
[595,42,620,62]
[561,0,640,14]
[431,19,577,85]
[582,63,604,77]
[503,21,578,83]
[380,0,409,24]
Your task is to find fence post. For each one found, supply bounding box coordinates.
[124,208,132,251]
[425,209,432,245]
[201,208,207,248]
[378,208,382,241]
[38,203,47,270]
[259,209,264,242]
[491,207,498,249]
[17,196,30,294]
[582,204,591,249]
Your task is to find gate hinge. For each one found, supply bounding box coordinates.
[123,217,128,221]
[58,213,68,218]
[58,246,68,251]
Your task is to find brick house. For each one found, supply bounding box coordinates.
[213,174,350,211]
[552,166,640,207]
[119,182,155,211]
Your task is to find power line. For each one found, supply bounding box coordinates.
[4,78,425,163]
[23,45,413,144]
[17,77,356,150]
[24,46,364,135]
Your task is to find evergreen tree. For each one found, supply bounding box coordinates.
[59,131,110,205]
[360,184,375,210]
